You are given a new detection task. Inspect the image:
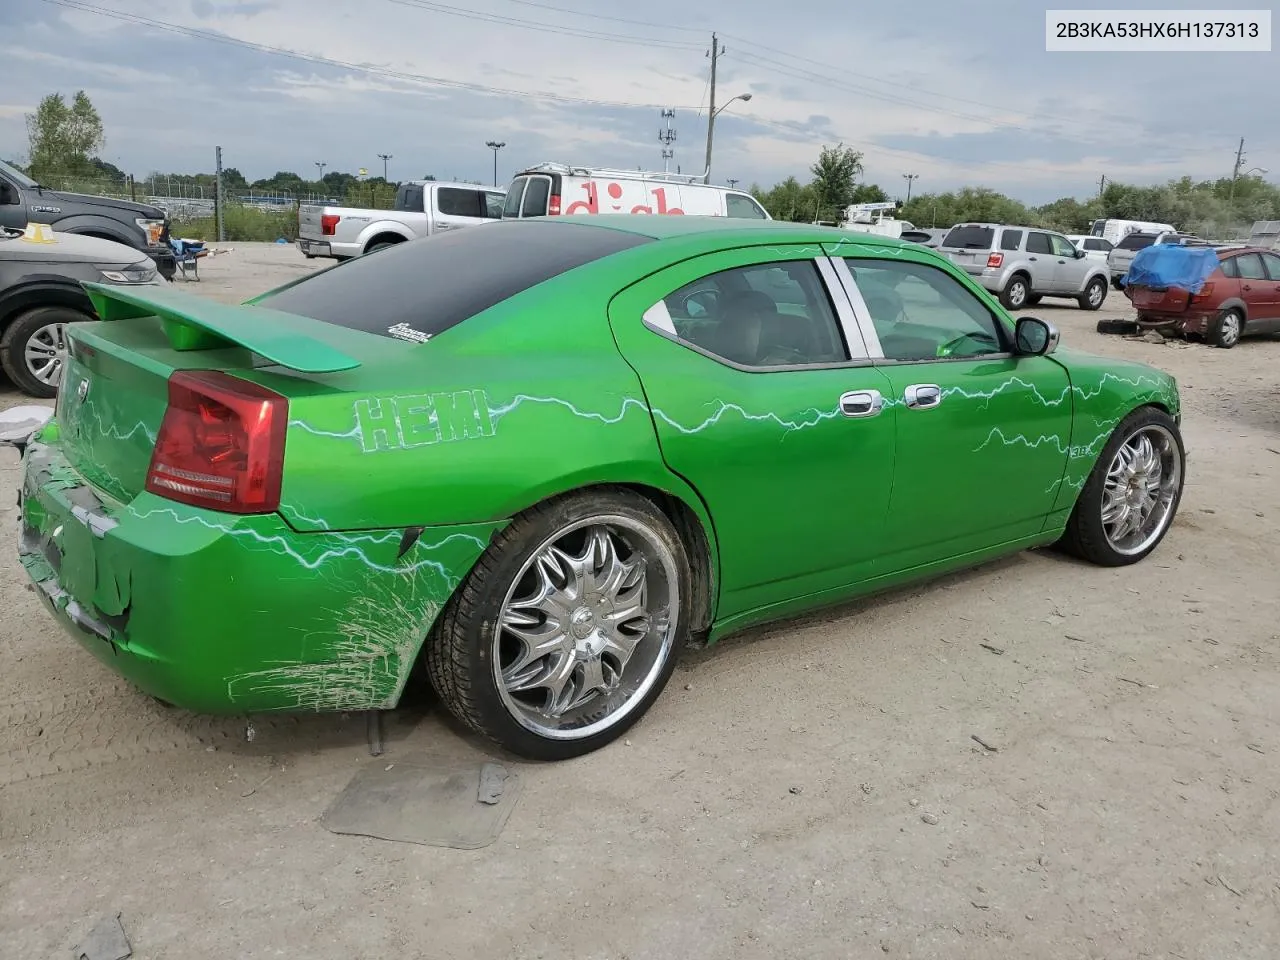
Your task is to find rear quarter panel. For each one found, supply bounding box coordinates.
[1048,346,1181,516]
[269,262,710,535]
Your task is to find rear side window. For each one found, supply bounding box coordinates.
[1262,252,1280,281]
[521,177,550,217]
[999,230,1022,251]
[437,187,486,217]
[942,225,994,249]
[726,193,768,219]
[1236,254,1265,280]
[503,179,526,217]
[1117,233,1157,251]
[1026,232,1052,255]
[1220,257,1240,278]
[395,184,424,212]
[257,221,652,340]
[484,192,504,218]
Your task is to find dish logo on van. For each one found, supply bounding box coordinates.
[565,181,684,216]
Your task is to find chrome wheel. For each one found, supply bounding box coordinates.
[1087,280,1105,308]
[25,323,67,388]
[1007,280,1027,308]
[493,515,679,741]
[1100,424,1181,556]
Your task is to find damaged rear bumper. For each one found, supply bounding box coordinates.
[18,436,499,714]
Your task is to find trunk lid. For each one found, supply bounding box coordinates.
[56,283,364,503]
[297,204,328,241]
[1129,286,1191,313]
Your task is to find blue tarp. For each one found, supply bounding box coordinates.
[1122,244,1220,293]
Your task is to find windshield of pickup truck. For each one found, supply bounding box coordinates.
[0,158,39,189]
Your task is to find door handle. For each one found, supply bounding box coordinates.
[839,389,884,418]
[904,384,942,409]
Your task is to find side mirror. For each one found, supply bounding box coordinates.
[1014,316,1059,356]
[1075,248,1086,258]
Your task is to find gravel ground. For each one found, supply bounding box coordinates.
[2,242,1279,959]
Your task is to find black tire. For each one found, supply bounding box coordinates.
[1111,277,1124,290]
[1078,276,1108,311]
[1025,294,1042,306]
[1096,318,1138,335]
[0,305,88,398]
[1210,308,1243,349]
[1000,275,1031,311]
[157,260,176,282]
[364,241,397,255]
[1056,406,1185,567]
[425,487,692,760]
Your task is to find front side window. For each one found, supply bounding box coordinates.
[846,258,1006,362]
[1049,234,1077,258]
[652,261,849,368]
[726,193,768,219]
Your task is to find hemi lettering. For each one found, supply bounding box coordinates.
[353,398,396,453]
[436,390,494,441]
[395,394,441,447]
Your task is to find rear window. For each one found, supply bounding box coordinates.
[1117,233,1157,251]
[521,177,550,217]
[503,179,526,217]
[942,225,994,249]
[257,221,652,341]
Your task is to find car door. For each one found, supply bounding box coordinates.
[0,175,28,231]
[826,249,1073,570]
[1023,231,1059,291]
[432,186,488,231]
[1234,253,1273,325]
[607,245,897,620]
[1049,232,1090,292]
[1258,252,1280,325]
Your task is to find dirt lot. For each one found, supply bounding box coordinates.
[2,242,1279,959]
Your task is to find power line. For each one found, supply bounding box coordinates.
[384,0,703,49]
[36,0,705,111]
[483,0,709,34]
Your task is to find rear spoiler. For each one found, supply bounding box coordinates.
[82,282,360,373]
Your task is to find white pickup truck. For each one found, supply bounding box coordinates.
[296,180,506,260]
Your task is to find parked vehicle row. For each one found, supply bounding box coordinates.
[296,180,506,260]
[935,222,1110,311]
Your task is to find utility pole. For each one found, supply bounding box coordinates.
[1098,174,1106,198]
[377,153,392,181]
[902,173,919,203]
[485,141,506,186]
[659,109,676,173]
[1229,137,1246,200]
[215,145,224,243]
[703,32,721,184]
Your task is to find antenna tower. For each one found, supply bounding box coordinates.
[659,109,677,173]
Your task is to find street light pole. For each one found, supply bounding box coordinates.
[315,161,326,181]
[902,173,919,203]
[704,91,752,184]
[377,153,392,181]
[485,141,506,187]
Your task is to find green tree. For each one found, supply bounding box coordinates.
[850,183,889,204]
[25,90,105,180]
[809,143,864,221]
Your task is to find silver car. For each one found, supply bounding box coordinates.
[936,223,1111,311]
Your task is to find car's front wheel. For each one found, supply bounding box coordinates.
[1057,406,1185,566]
[426,488,691,760]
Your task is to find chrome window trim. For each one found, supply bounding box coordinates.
[814,256,871,360]
[827,255,885,359]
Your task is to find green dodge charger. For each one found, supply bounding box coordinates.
[6,217,1185,760]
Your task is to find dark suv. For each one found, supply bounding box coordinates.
[0,158,176,280]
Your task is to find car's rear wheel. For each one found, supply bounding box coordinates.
[1000,275,1030,310]
[1210,308,1243,349]
[1,305,86,398]
[1078,276,1107,311]
[426,488,690,760]
[1057,407,1184,567]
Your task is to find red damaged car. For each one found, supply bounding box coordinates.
[1127,245,1280,348]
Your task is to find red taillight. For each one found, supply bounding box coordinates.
[146,371,287,514]
[547,194,561,215]
[1190,281,1215,302]
[986,252,1004,269]
[320,213,340,236]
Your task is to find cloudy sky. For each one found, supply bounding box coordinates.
[0,0,1275,203]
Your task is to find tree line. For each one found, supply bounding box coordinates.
[9,90,1278,242]
[752,143,1278,240]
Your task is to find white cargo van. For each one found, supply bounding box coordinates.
[502,163,771,220]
